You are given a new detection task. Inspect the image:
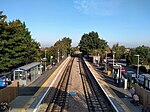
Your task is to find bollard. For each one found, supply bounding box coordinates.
[124,79,128,89]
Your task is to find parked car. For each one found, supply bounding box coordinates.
[136,74,150,90]
[121,67,126,73]
[136,74,144,85]
[123,71,137,83]
[124,71,136,78]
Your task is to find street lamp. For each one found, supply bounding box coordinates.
[45,49,47,71]
[105,51,108,72]
[58,49,60,63]
[112,52,115,75]
[113,54,115,66]
[134,54,140,77]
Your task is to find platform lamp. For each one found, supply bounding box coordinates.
[112,51,115,75]
[44,49,47,71]
[105,51,108,72]
[58,48,60,63]
[134,54,140,77]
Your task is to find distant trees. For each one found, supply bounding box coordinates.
[0,12,40,73]
[112,43,126,59]
[41,37,72,63]
[79,31,109,56]
[111,43,150,67]
[127,45,150,66]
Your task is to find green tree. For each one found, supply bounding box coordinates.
[41,37,72,63]
[53,37,72,57]
[127,45,150,66]
[135,45,150,65]
[0,12,40,73]
[112,43,125,59]
[79,31,108,55]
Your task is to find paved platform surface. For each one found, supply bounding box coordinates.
[9,58,66,112]
[92,63,143,112]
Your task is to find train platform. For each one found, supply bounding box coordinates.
[9,58,68,112]
[85,61,143,112]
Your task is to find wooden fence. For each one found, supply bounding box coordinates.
[0,81,19,103]
[135,83,150,106]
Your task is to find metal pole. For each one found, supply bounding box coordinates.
[45,50,46,71]
[105,51,107,72]
[113,53,115,75]
[135,55,140,77]
[113,54,115,66]
[50,55,51,65]
[58,49,59,63]
[137,55,139,77]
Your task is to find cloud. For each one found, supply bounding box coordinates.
[74,0,120,16]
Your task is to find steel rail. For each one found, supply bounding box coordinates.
[79,56,114,112]
[45,58,74,112]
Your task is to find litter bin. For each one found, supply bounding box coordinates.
[118,78,124,87]
[107,70,111,76]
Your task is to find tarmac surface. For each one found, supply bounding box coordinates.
[9,57,144,112]
[92,63,143,112]
[9,58,66,112]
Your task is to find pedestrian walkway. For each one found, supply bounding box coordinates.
[9,58,66,112]
[92,64,143,112]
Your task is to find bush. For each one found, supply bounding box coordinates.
[148,69,150,74]
[139,66,147,73]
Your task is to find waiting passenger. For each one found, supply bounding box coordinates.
[133,94,139,105]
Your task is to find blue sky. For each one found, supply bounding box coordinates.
[1,0,150,48]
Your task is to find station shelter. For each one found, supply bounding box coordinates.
[88,55,101,64]
[12,62,42,86]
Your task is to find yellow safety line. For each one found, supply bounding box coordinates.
[19,58,68,112]
[90,64,132,112]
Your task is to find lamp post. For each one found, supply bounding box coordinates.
[134,54,140,77]
[113,54,115,66]
[112,52,115,75]
[58,49,60,63]
[105,51,108,72]
[45,50,47,71]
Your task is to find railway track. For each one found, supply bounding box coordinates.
[45,57,74,112]
[78,57,114,112]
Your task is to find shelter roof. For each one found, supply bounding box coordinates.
[13,62,41,71]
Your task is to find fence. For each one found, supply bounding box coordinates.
[0,81,19,103]
[135,83,150,106]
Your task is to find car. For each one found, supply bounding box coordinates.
[125,71,136,77]
[123,71,136,80]
[136,74,145,86]
[121,67,126,73]
[136,74,150,89]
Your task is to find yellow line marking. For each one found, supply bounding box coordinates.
[89,63,132,112]
[19,58,68,112]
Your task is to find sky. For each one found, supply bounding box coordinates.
[1,0,150,48]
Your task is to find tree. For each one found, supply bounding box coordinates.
[127,45,150,66]
[135,45,150,65]
[79,31,109,55]
[112,43,125,59]
[0,12,40,73]
[41,37,72,63]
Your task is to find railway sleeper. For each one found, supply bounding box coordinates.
[89,106,102,111]
[102,107,111,111]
